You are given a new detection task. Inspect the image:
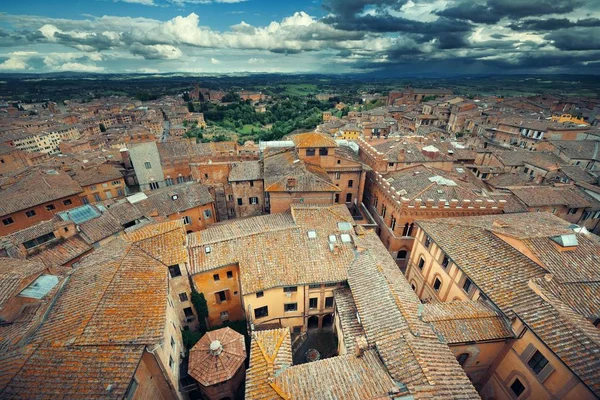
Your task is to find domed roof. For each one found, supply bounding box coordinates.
[188,327,246,387]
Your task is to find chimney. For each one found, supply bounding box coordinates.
[286,178,297,189]
[209,340,223,356]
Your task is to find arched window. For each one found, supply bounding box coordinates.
[397,250,407,260]
[390,216,396,231]
[433,277,442,292]
[402,223,409,236]
[457,353,469,366]
[407,222,414,236]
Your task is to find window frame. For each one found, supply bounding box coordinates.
[284,302,298,312]
[254,305,268,319]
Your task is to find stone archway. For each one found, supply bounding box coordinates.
[307,315,319,330]
[322,314,334,329]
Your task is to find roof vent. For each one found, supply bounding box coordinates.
[205,246,211,254]
[209,340,223,356]
[171,194,178,200]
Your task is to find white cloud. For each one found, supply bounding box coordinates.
[52,62,105,72]
[248,57,265,64]
[0,51,38,70]
[138,68,159,73]
[210,57,221,64]
[119,0,156,5]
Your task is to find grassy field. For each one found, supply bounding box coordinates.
[238,124,262,134]
[281,83,319,96]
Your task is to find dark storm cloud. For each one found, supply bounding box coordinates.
[437,0,585,24]
[546,27,600,50]
[53,31,121,51]
[508,17,600,31]
[322,0,406,17]
[324,12,472,34]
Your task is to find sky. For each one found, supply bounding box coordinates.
[0,0,599,75]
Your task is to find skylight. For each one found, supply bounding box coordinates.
[550,234,578,247]
[340,234,352,244]
[19,275,59,299]
[307,230,317,239]
[58,205,101,224]
[337,222,353,231]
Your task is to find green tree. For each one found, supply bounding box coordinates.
[191,290,209,333]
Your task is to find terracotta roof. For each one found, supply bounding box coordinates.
[290,132,337,148]
[333,288,366,354]
[514,289,600,397]
[2,218,71,246]
[274,350,399,400]
[28,236,92,267]
[0,259,47,308]
[188,327,246,387]
[485,172,532,189]
[104,201,144,225]
[0,169,82,216]
[0,344,145,400]
[509,186,593,208]
[229,161,263,182]
[78,212,123,244]
[125,220,188,267]
[531,277,600,320]
[134,182,213,216]
[550,140,600,161]
[417,214,557,318]
[347,233,480,399]
[188,205,356,294]
[263,149,339,193]
[380,164,494,206]
[30,238,167,346]
[70,164,124,187]
[245,328,293,400]
[422,301,514,344]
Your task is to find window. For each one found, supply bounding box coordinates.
[124,379,138,400]
[227,270,233,279]
[23,232,56,249]
[390,216,396,231]
[237,198,243,205]
[418,257,425,270]
[254,306,268,319]
[335,194,340,203]
[45,204,55,211]
[144,162,151,169]
[309,298,318,309]
[309,284,321,289]
[283,286,297,293]
[165,177,173,186]
[527,350,549,375]
[463,278,472,293]
[424,235,432,248]
[90,185,97,190]
[169,356,175,371]
[306,148,316,156]
[82,197,90,205]
[220,311,229,320]
[228,194,233,201]
[183,307,194,317]
[457,353,469,366]
[179,293,188,302]
[381,205,386,218]
[112,180,120,185]
[319,148,328,156]
[433,278,442,291]
[216,290,227,302]
[442,255,449,269]
[213,273,220,281]
[510,378,525,397]
[397,250,407,260]
[250,181,254,187]
[94,193,102,202]
[256,291,264,298]
[348,179,353,188]
[568,208,578,215]
[168,265,182,278]
[325,283,337,287]
[346,193,352,202]
[2,217,14,226]
[177,176,185,184]
[335,172,341,179]
[325,296,334,308]
[182,216,192,225]
[117,188,124,197]
[25,209,37,218]
[388,162,394,167]
[149,182,159,190]
[284,303,298,312]
[171,336,176,348]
